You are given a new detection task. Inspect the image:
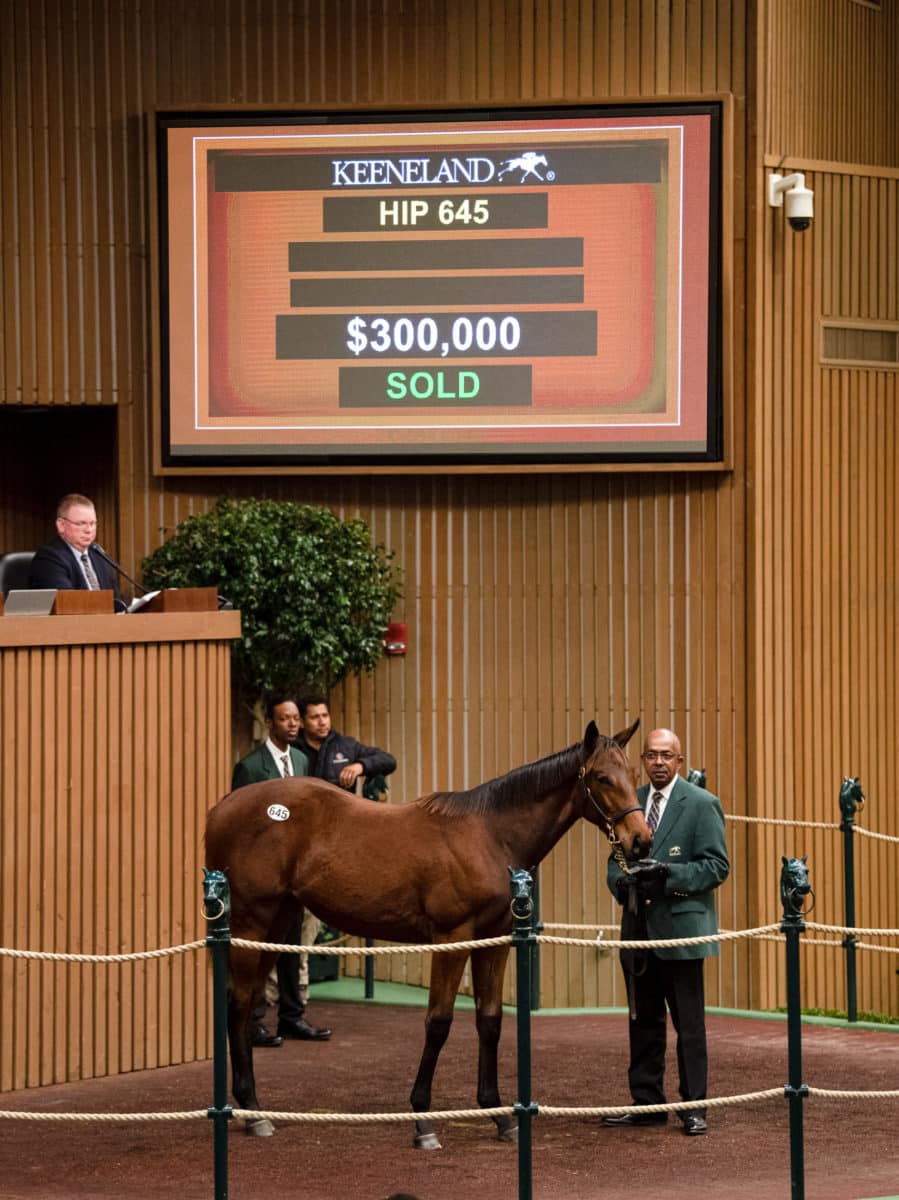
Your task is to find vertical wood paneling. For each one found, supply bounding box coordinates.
[4,0,893,1078]
[751,155,899,1014]
[0,622,234,1091]
[764,0,898,168]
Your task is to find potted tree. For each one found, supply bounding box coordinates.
[141,497,402,726]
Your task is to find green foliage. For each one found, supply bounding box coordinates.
[141,498,402,704]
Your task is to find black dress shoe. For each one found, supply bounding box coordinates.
[277,1015,332,1041]
[682,1114,707,1135]
[602,1109,668,1127]
[251,1023,282,1048]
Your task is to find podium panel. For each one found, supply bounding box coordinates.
[0,609,240,1091]
[53,589,115,615]
[139,586,218,613]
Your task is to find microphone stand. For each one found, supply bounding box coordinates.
[91,543,150,598]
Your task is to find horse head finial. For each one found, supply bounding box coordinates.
[508,867,534,920]
[839,776,865,821]
[202,867,231,922]
[780,855,812,918]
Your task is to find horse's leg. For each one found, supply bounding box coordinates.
[471,944,516,1142]
[409,948,469,1150]
[228,945,279,1136]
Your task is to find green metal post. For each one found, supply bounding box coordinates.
[364,937,375,998]
[510,868,537,1200]
[780,856,810,1200]
[203,869,233,1200]
[838,777,864,1023]
[530,868,542,1012]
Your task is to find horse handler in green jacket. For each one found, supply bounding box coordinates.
[603,727,729,1137]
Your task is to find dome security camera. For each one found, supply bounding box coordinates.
[768,172,814,233]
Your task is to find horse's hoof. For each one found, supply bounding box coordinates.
[494,1113,516,1142]
[413,1132,442,1150]
[245,1117,275,1137]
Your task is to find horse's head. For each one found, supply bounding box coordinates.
[578,719,651,861]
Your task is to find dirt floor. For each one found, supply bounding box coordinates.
[0,992,898,1200]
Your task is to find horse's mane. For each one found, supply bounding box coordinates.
[416,734,616,817]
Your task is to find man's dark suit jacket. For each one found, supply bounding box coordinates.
[29,535,120,599]
[231,743,310,790]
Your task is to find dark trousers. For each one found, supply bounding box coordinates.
[252,915,304,1024]
[626,953,708,1114]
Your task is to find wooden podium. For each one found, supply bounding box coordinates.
[0,606,240,1091]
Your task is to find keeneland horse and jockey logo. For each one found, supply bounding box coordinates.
[497,151,553,183]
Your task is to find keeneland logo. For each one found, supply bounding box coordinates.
[330,151,554,187]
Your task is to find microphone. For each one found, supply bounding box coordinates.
[91,543,150,596]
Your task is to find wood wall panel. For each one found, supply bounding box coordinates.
[750,157,899,1014]
[0,621,234,1091]
[5,0,893,1067]
[764,0,898,169]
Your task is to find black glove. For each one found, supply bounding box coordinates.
[625,858,670,903]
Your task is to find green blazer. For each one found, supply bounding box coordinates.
[231,743,310,790]
[607,777,729,960]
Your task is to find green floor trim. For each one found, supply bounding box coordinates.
[311,979,899,1033]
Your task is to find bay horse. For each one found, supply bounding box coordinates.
[204,719,649,1145]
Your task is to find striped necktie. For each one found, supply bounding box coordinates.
[80,552,100,590]
[280,753,292,778]
[646,790,663,833]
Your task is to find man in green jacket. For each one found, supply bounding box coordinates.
[232,694,332,1047]
[603,728,729,1136]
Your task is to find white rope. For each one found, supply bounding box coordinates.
[0,941,207,963]
[233,1106,514,1124]
[853,825,899,845]
[808,1087,899,1100]
[231,935,513,955]
[805,921,899,937]
[5,1083,899,1127]
[538,924,783,950]
[0,1110,208,1123]
[727,814,839,830]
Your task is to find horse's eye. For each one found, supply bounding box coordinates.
[594,773,611,787]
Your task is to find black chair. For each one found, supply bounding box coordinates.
[0,552,36,597]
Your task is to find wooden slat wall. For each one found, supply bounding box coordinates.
[2,0,894,1070]
[0,627,233,1091]
[750,0,899,1014]
[763,0,898,169]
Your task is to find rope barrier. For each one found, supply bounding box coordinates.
[0,1110,208,1123]
[7,1083,899,1127]
[0,941,207,963]
[231,935,514,955]
[6,921,899,963]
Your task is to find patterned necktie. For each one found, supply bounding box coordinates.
[80,552,100,590]
[280,753,292,778]
[646,790,663,833]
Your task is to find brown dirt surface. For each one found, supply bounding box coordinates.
[0,1000,897,1200]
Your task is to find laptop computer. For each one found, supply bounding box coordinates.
[3,589,57,616]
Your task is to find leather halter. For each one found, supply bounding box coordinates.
[577,764,643,846]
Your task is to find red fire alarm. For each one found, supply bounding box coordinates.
[384,621,407,655]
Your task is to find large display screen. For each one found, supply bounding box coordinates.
[154,103,723,470]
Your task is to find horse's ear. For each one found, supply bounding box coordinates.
[583,721,599,754]
[612,717,640,748]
